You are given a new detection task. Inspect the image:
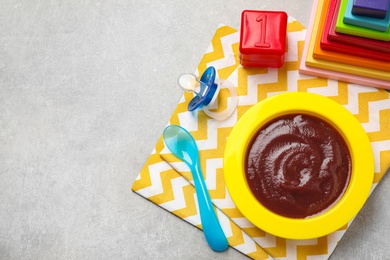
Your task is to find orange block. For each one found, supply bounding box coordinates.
[313,0,390,72]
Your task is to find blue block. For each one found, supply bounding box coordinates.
[352,0,389,19]
[345,0,390,32]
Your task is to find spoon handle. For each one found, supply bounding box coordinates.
[190,160,229,252]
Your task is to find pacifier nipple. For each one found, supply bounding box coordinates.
[178,73,209,98]
[178,73,199,93]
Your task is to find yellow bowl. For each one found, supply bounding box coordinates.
[224,92,374,240]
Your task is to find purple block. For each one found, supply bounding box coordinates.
[352,0,390,18]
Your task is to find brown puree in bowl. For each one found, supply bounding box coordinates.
[245,114,351,218]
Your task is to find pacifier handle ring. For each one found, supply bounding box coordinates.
[203,79,238,121]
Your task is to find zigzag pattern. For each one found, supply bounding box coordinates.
[378,150,390,182]
[364,101,390,141]
[198,26,238,74]
[371,141,390,182]
[295,236,329,259]
[132,21,390,260]
[159,176,193,212]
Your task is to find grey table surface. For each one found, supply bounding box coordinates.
[1,0,390,259]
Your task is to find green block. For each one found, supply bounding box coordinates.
[336,0,390,41]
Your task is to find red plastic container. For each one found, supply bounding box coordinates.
[239,10,288,68]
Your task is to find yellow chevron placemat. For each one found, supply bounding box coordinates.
[132,19,390,259]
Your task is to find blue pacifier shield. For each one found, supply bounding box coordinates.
[188,67,218,111]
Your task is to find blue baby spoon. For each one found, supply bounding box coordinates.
[163,124,229,252]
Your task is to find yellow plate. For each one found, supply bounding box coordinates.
[224,92,374,240]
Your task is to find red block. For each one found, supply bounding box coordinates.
[239,10,288,68]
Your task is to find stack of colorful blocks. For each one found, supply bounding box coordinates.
[299,0,390,90]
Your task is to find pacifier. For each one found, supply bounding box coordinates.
[177,66,238,121]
